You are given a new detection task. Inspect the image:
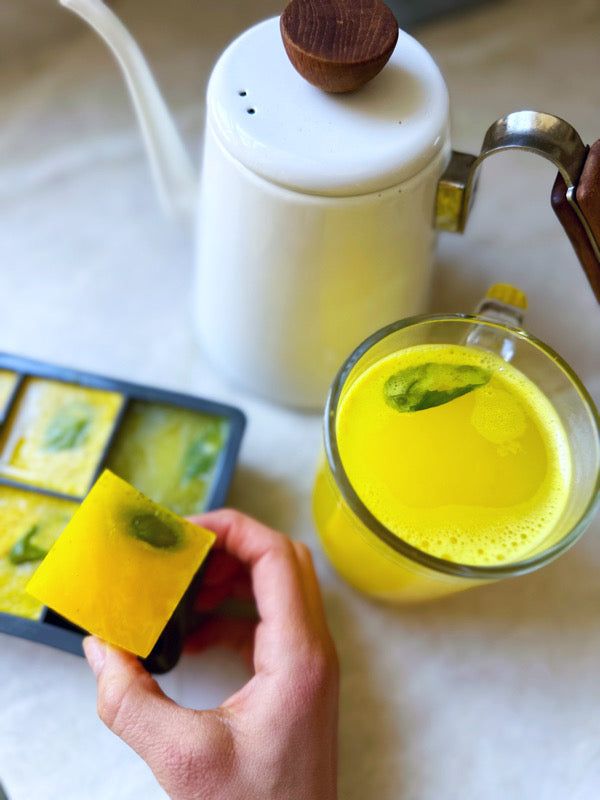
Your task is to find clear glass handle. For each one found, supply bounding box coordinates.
[466,283,528,362]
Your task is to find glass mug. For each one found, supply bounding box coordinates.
[312,314,600,603]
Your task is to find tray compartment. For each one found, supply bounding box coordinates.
[106,400,230,516]
[0,486,78,621]
[0,370,21,423]
[0,377,124,496]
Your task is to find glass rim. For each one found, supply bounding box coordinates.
[324,313,600,580]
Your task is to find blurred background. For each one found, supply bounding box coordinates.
[0,0,490,55]
[0,0,493,55]
[1,0,597,396]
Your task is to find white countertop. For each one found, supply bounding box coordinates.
[1,1,599,798]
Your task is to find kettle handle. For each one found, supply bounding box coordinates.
[435,110,600,303]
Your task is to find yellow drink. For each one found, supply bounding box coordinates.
[314,341,574,601]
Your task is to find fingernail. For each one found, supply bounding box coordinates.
[83,636,107,677]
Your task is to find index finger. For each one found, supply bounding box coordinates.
[190,509,313,646]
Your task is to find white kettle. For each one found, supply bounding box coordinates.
[59,0,600,408]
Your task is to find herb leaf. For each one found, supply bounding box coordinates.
[384,362,491,412]
[182,428,222,481]
[44,402,93,451]
[130,513,181,550]
[9,525,48,565]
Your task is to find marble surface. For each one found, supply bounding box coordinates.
[1,0,599,798]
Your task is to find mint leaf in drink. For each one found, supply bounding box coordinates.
[9,525,48,565]
[44,402,93,451]
[384,362,491,412]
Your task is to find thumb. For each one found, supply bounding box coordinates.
[83,637,204,774]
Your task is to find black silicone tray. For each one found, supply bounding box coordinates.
[0,353,246,673]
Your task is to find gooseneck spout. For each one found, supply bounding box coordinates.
[60,0,196,220]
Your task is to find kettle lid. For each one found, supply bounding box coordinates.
[206,17,449,196]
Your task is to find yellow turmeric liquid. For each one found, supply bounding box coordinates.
[313,344,572,600]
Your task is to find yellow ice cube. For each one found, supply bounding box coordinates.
[27,470,215,657]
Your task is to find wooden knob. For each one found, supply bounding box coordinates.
[280,0,399,94]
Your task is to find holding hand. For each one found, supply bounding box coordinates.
[83,510,339,800]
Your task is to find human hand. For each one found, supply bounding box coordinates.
[83,510,339,800]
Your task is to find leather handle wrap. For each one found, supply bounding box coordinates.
[552,140,600,302]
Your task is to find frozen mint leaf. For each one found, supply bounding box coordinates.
[182,427,223,481]
[130,513,181,550]
[44,402,93,451]
[9,525,48,565]
[384,362,491,412]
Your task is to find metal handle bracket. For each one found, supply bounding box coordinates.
[435,110,600,301]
